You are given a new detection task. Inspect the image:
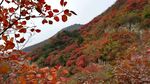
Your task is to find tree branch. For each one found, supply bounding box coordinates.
[0,0,4,5]
[0,17,21,35]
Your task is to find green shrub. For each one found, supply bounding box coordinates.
[100,40,120,61]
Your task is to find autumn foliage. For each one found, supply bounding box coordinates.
[0,0,76,83]
[28,0,150,83]
[1,0,150,83]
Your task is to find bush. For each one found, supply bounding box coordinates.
[100,40,120,61]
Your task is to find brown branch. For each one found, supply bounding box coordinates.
[0,17,21,35]
[0,0,4,5]
[0,4,21,36]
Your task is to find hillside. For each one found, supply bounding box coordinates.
[23,24,82,52]
[29,0,150,83]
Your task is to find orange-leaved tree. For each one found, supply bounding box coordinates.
[0,0,76,83]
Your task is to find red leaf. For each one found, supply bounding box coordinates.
[30,29,35,32]
[38,0,45,4]
[66,13,72,17]
[2,35,7,42]
[12,19,18,25]
[35,29,41,33]
[35,5,43,14]
[19,37,25,43]
[21,10,28,16]
[18,28,26,33]
[61,69,69,75]
[3,21,9,27]
[62,15,67,22]
[42,19,48,24]
[53,9,59,13]
[25,16,30,20]
[54,16,59,22]
[60,0,64,6]
[15,34,20,38]
[48,11,53,17]
[10,37,14,43]
[9,7,15,13]
[21,21,26,25]
[45,5,51,10]
[5,41,15,50]
[64,9,69,15]
[64,2,67,7]
[49,20,53,24]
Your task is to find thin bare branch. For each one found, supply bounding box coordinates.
[0,0,4,5]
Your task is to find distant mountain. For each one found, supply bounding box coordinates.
[23,24,82,52]
[28,0,150,83]
[62,24,82,31]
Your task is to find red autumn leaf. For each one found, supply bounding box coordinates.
[70,11,77,15]
[10,55,19,60]
[45,5,51,10]
[64,2,67,7]
[15,34,20,38]
[30,29,35,32]
[3,21,9,27]
[49,20,53,24]
[36,74,42,78]
[48,11,53,17]
[2,35,7,42]
[26,57,32,61]
[35,29,41,33]
[35,5,43,14]
[64,9,69,15]
[12,19,18,25]
[18,28,26,33]
[19,37,25,43]
[38,0,45,4]
[66,13,72,17]
[54,16,59,22]
[21,21,26,25]
[5,41,15,50]
[42,19,48,24]
[62,15,67,22]
[9,7,15,13]
[10,37,14,43]
[21,10,28,16]
[53,9,59,13]
[54,64,61,70]
[61,69,69,75]
[25,16,30,20]
[60,0,64,6]
[76,56,86,67]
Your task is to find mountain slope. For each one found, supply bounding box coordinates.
[23,24,82,52]
[29,0,150,83]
